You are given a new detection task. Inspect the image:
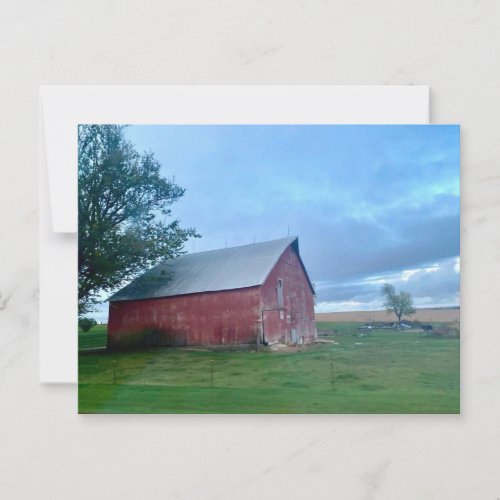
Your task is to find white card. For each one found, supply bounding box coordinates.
[39,85,429,383]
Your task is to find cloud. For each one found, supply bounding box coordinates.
[315,255,460,311]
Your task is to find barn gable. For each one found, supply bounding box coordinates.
[259,244,317,345]
[109,236,308,302]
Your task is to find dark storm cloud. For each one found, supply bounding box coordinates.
[287,193,459,282]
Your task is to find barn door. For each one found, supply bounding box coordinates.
[291,328,297,344]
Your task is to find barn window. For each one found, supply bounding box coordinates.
[280,310,285,320]
[276,279,284,308]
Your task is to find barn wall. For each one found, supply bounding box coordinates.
[108,287,261,348]
[259,246,317,344]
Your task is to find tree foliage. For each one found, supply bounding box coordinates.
[78,125,199,314]
[381,283,416,326]
[78,317,97,332]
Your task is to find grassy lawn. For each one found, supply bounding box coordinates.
[78,324,108,350]
[79,322,460,414]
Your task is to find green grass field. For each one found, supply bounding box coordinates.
[78,324,108,350]
[78,322,460,414]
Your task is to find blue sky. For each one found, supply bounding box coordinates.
[99,124,459,316]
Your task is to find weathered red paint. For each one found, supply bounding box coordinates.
[108,287,261,347]
[260,245,316,345]
[108,243,316,348]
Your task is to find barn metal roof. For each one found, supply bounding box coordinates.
[109,236,310,302]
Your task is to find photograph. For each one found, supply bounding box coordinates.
[78,124,460,414]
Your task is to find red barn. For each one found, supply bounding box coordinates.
[107,237,316,348]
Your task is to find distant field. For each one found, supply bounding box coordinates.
[316,308,460,324]
[79,321,459,414]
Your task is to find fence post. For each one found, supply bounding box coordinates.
[330,353,335,389]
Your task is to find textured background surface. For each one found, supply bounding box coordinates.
[1,1,499,498]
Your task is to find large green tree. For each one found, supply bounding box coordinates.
[381,283,416,326]
[78,125,199,314]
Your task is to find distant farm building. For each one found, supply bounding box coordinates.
[108,237,317,348]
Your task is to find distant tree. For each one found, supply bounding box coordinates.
[381,283,416,327]
[79,317,97,332]
[78,125,200,314]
